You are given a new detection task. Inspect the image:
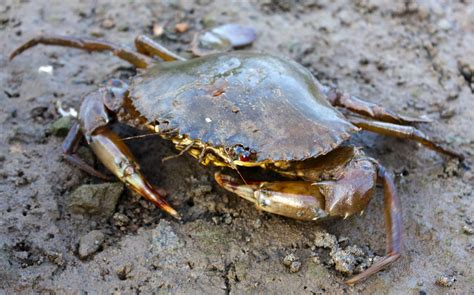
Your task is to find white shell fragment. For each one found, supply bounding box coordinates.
[56,101,78,118]
[38,65,53,75]
[192,24,256,56]
[211,24,257,47]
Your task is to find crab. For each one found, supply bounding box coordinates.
[10,34,463,284]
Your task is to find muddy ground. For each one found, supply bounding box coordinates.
[1,0,473,294]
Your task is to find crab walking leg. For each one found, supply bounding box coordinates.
[9,35,152,68]
[88,126,181,220]
[319,85,430,124]
[62,122,109,180]
[345,164,402,285]
[135,35,186,61]
[348,116,464,159]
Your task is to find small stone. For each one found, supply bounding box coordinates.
[152,23,164,36]
[101,18,115,29]
[231,106,240,113]
[462,171,473,183]
[68,183,124,218]
[201,15,215,28]
[289,261,301,273]
[113,212,130,227]
[331,248,357,274]
[175,22,189,33]
[78,230,105,259]
[224,214,233,225]
[435,274,456,287]
[50,116,73,137]
[440,106,456,119]
[283,253,298,267]
[254,218,262,229]
[47,251,65,266]
[116,264,133,280]
[462,224,474,235]
[314,231,338,249]
[437,19,452,31]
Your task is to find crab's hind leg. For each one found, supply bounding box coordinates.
[134,35,186,61]
[345,163,402,285]
[320,86,430,124]
[348,115,464,160]
[9,35,152,68]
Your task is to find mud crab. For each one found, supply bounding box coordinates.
[10,35,463,284]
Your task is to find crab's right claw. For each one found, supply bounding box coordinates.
[215,172,327,221]
[90,127,181,220]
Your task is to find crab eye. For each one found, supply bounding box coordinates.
[239,150,251,162]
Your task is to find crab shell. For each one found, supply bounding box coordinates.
[129,52,359,162]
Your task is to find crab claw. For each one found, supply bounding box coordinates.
[215,172,327,221]
[90,127,181,220]
[125,169,181,220]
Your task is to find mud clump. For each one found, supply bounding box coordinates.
[283,253,302,273]
[313,231,379,275]
[78,230,105,259]
[68,183,124,218]
[435,274,456,287]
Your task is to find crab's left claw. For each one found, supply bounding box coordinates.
[89,127,181,220]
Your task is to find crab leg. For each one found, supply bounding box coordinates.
[320,86,430,124]
[348,116,464,160]
[135,35,186,61]
[62,122,109,180]
[345,164,402,285]
[9,35,152,68]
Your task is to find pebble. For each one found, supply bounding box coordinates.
[47,251,65,266]
[462,224,474,235]
[50,116,73,137]
[437,19,452,31]
[331,248,358,274]
[101,18,115,29]
[78,230,105,259]
[289,261,301,273]
[116,264,133,280]
[462,171,473,183]
[283,253,301,273]
[112,212,130,228]
[254,218,262,229]
[283,253,298,266]
[314,231,338,249]
[175,22,189,33]
[435,274,456,287]
[68,183,124,218]
[440,106,456,119]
